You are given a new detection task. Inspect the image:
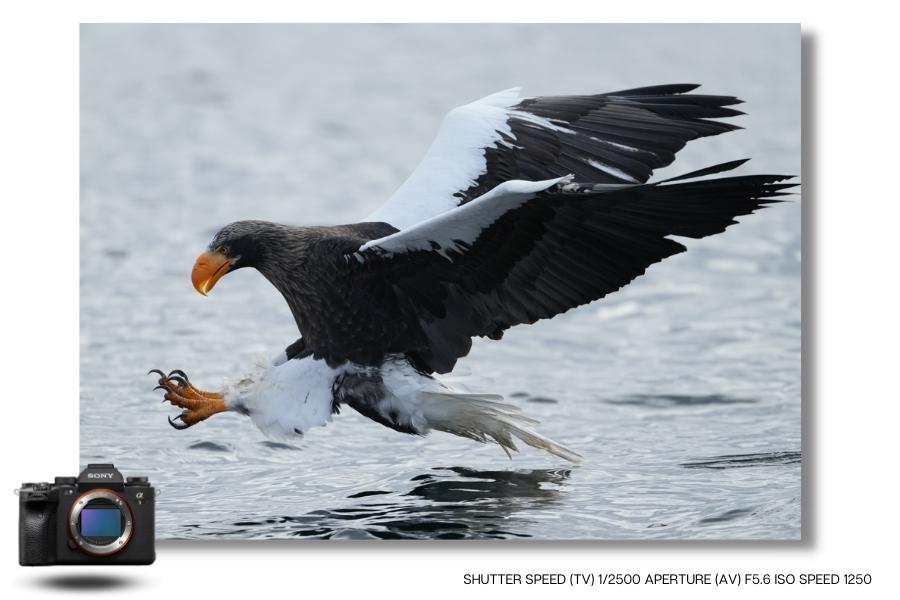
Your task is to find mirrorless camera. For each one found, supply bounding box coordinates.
[18,464,155,565]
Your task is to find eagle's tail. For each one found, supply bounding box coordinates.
[419,391,581,462]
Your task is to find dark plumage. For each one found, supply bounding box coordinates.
[201,85,796,375]
[209,168,792,374]
[159,84,796,457]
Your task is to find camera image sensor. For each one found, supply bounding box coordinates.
[79,508,123,538]
[68,490,134,556]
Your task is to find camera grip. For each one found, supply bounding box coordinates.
[19,499,56,566]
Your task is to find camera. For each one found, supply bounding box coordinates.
[18,464,155,566]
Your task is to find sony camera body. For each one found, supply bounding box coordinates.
[18,464,155,566]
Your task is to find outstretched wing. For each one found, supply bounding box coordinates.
[353,162,795,374]
[365,84,744,230]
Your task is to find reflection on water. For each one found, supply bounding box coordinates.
[173,467,570,539]
[80,24,801,540]
[681,452,802,470]
[608,394,758,407]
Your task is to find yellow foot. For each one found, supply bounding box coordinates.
[149,369,227,430]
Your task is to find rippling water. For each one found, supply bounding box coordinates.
[80,24,801,540]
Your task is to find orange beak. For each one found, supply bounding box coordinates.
[191,251,232,296]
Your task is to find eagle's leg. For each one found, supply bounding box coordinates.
[149,369,226,430]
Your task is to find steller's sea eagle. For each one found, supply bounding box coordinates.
[151,84,796,461]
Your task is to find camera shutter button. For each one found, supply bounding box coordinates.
[126,476,149,485]
[55,477,77,485]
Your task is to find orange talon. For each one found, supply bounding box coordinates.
[166,370,223,400]
[150,369,227,429]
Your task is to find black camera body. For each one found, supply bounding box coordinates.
[19,464,155,566]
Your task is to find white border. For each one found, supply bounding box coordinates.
[2,1,898,598]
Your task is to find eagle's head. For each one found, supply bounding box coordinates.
[191,220,278,295]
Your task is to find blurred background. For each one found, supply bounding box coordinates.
[80,24,800,539]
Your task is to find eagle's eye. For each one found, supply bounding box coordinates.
[217,245,230,255]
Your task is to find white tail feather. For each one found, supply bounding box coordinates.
[419,391,581,462]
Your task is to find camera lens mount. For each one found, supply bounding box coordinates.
[68,489,134,556]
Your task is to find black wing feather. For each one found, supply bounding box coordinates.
[456,85,744,202]
[345,166,795,374]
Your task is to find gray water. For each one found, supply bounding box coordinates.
[80,24,801,540]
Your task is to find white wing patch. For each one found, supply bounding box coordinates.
[358,176,568,260]
[508,109,575,134]
[365,88,523,230]
[363,84,743,232]
[586,159,640,183]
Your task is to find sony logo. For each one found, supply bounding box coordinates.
[86,473,114,479]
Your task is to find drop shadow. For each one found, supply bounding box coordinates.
[34,574,139,591]
[799,27,817,548]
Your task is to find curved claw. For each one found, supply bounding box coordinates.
[152,385,169,393]
[148,369,167,378]
[168,414,193,430]
[168,369,189,381]
[168,375,189,388]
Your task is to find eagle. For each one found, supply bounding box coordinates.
[150,84,795,461]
